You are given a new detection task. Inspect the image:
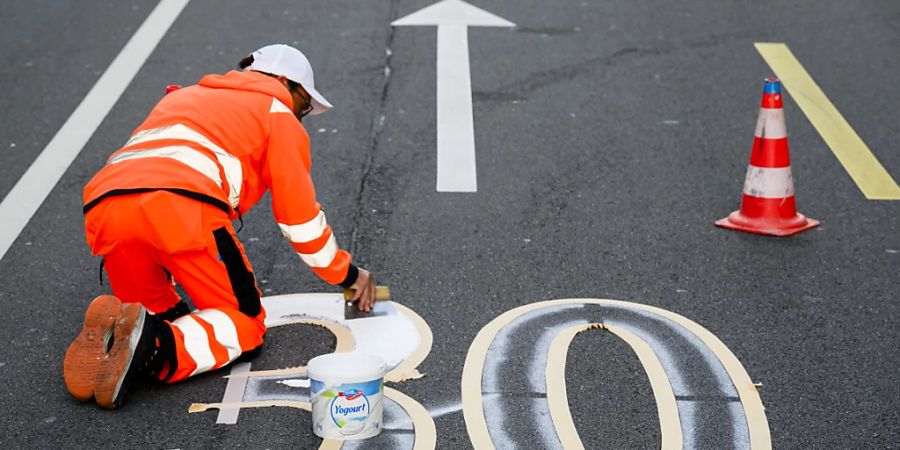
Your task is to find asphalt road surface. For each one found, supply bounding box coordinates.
[1,0,898,449]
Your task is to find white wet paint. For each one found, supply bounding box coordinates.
[527,320,588,391]
[481,304,584,449]
[529,321,589,450]
[262,293,419,369]
[277,379,310,388]
[483,304,584,392]
[611,307,749,450]
[623,309,737,396]
[427,401,463,418]
[0,0,190,262]
[392,0,515,192]
[343,396,415,449]
[481,394,517,450]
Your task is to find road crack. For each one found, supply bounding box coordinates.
[349,0,398,256]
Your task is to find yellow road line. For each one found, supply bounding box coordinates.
[755,42,900,200]
[462,299,771,450]
[385,387,438,450]
[545,323,682,450]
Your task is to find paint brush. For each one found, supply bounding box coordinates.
[343,286,391,320]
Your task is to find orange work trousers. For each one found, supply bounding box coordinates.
[84,191,266,383]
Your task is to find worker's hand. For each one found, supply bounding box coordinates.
[349,268,376,312]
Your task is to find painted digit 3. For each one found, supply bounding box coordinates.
[461,299,771,450]
[188,293,436,450]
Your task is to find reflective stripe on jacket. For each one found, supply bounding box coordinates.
[83,70,354,286]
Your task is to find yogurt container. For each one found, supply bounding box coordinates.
[308,352,386,440]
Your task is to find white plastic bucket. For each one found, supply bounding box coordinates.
[308,352,386,440]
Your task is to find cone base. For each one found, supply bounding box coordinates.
[715,211,820,237]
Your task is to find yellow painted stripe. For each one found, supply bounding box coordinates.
[755,42,900,200]
[385,387,438,450]
[462,299,771,450]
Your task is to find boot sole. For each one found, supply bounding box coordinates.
[63,295,122,402]
[94,303,145,409]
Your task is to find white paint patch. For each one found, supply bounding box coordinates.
[0,362,6,368]
[0,0,190,262]
[381,396,414,430]
[245,375,311,403]
[677,399,698,450]
[261,293,420,372]
[729,400,752,449]
[886,249,898,254]
[277,378,310,388]
[614,308,748,449]
[427,401,463,418]
[341,396,415,450]
[482,305,584,449]
[662,119,681,125]
[482,304,585,392]
[531,397,564,450]
[481,393,517,450]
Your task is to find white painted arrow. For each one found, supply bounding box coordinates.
[392,0,515,192]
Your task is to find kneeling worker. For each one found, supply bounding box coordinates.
[63,44,376,409]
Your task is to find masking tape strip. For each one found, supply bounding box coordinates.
[544,323,681,450]
[188,400,311,413]
[217,362,251,424]
[318,439,344,450]
[224,320,355,379]
[461,299,770,450]
[604,324,682,450]
[386,302,434,383]
[544,323,593,450]
[384,387,437,450]
[224,365,307,379]
[755,42,900,200]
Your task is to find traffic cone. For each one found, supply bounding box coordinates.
[715,77,819,236]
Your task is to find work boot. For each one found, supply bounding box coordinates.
[63,295,122,402]
[93,303,176,409]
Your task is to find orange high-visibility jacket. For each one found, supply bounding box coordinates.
[84,70,356,286]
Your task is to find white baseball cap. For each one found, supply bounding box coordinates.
[244,44,333,115]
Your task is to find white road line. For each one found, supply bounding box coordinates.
[392,0,515,192]
[0,0,190,262]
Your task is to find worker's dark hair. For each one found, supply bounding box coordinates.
[238,55,302,91]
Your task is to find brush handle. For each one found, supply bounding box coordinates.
[343,285,391,302]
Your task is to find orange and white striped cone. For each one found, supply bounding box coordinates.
[716,77,819,236]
